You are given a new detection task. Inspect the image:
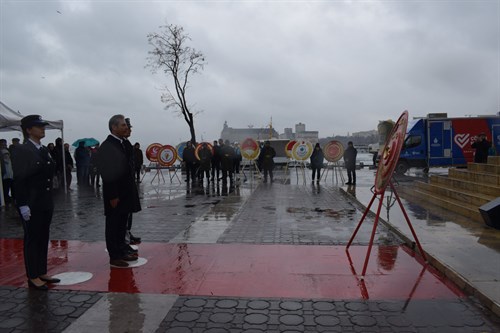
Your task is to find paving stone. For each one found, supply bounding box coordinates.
[248,301,270,310]
[313,301,335,311]
[350,315,377,327]
[280,301,303,311]
[216,300,239,309]
[386,315,412,327]
[68,294,92,303]
[345,302,369,312]
[244,313,269,325]
[210,313,234,324]
[185,299,207,308]
[279,314,304,325]
[0,317,25,329]
[315,315,341,327]
[51,305,76,316]
[175,311,201,322]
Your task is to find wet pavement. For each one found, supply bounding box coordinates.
[0,167,499,332]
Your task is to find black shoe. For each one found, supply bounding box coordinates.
[110,259,129,268]
[345,182,352,185]
[28,279,48,290]
[352,182,356,185]
[129,234,141,245]
[40,276,61,284]
[122,254,138,262]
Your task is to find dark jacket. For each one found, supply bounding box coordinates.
[183,146,197,164]
[259,145,276,170]
[11,141,55,211]
[198,146,212,171]
[134,147,143,170]
[310,148,324,169]
[471,139,491,163]
[220,145,235,172]
[343,146,358,169]
[96,135,140,216]
[74,146,90,166]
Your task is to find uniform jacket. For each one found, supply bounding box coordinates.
[97,135,140,216]
[11,141,55,211]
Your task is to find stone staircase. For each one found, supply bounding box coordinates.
[402,156,500,222]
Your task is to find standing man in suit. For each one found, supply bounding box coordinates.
[11,115,61,290]
[96,115,139,268]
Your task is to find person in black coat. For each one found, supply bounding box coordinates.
[344,141,358,185]
[259,141,276,183]
[211,140,221,182]
[11,115,60,290]
[471,132,491,164]
[198,142,212,183]
[182,141,197,184]
[96,115,140,268]
[310,143,324,183]
[220,139,235,185]
[133,142,143,183]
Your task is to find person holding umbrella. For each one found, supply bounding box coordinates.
[11,115,60,290]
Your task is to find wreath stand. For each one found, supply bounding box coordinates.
[321,161,345,184]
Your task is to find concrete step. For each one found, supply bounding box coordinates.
[415,181,495,207]
[430,175,500,197]
[401,187,482,222]
[488,156,500,165]
[468,163,500,175]
[448,168,500,186]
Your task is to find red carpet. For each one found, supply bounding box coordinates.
[0,239,463,300]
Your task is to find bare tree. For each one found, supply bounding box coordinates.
[146,23,206,143]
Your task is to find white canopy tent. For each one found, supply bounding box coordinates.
[0,101,66,206]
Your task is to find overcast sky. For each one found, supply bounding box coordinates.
[1,0,499,147]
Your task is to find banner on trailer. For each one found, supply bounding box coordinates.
[292,140,313,161]
[323,140,344,162]
[241,137,260,160]
[157,145,178,167]
[146,143,163,162]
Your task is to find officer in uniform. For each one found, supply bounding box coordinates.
[12,115,60,290]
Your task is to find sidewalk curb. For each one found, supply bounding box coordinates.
[340,187,500,317]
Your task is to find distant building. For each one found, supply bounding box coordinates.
[220,121,319,144]
[220,121,279,143]
[294,122,319,144]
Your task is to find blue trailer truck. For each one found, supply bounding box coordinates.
[396,113,500,174]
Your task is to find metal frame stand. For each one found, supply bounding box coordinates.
[151,167,166,184]
[320,162,345,184]
[346,180,426,279]
[241,159,261,182]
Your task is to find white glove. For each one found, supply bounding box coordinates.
[20,206,31,221]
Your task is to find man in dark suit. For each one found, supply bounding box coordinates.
[96,115,140,268]
[11,115,60,290]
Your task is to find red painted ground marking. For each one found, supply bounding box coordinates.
[0,239,464,300]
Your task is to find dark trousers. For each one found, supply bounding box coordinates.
[185,163,197,182]
[211,161,220,180]
[135,168,141,182]
[105,212,128,260]
[21,210,53,279]
[263,168,273,181]
[2,178,13,202]
[90,171,100,186]
[221,170,233,184]
[312,168,321,181]
[65,169,72,189]
[347,167,356,184]
[77,165,89,186]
